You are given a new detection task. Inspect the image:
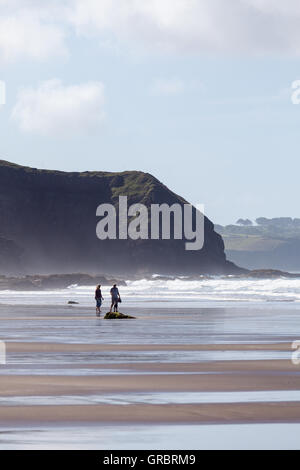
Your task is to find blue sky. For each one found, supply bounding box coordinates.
[1,0,300,225]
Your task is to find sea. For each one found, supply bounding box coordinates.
[1,275,300,306]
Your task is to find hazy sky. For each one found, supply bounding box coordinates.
[1,0,300,224]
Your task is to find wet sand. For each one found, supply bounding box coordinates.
[0,304,299,448]
[0,352,300,425]
[6,341,294,352]
[1,402,300,426]
[0,359,300,396]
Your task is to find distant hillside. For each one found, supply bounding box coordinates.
[0,160,241,276]
[215,218,300,271]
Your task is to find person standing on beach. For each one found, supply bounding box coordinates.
[95,284,104,316]
[110,284,120,312]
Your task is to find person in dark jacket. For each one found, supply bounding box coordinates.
[95,284,104,316]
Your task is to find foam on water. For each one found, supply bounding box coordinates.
[0,277,300,306]
[1,390,300,406]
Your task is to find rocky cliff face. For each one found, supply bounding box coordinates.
[0,236,22,273]
[0,160,243,275]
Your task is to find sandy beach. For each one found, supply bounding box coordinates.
[1,402,300,426]
[0,303,299,448]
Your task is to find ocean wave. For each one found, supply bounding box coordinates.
[0,277,300,305]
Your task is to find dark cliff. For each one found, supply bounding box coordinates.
[0,160,243,275]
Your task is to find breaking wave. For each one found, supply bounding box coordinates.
[0,276,300,306]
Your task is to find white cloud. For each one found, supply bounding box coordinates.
[151,78,185,96]
[66,0,300,55]
[11,79,106,136]
[0,14,67,62]
[2,0,300,62]
[0,1,68,62]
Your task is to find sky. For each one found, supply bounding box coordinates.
[0,0,300,225]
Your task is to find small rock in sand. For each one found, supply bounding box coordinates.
[104,312,136,320]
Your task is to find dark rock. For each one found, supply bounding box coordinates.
[0,236,23,273]
[104,312,136,319]
[0,273,126,291]
[32,273,126,289]
[68,301,79,304]
[236,269,300,279]
[0,159,244,275]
